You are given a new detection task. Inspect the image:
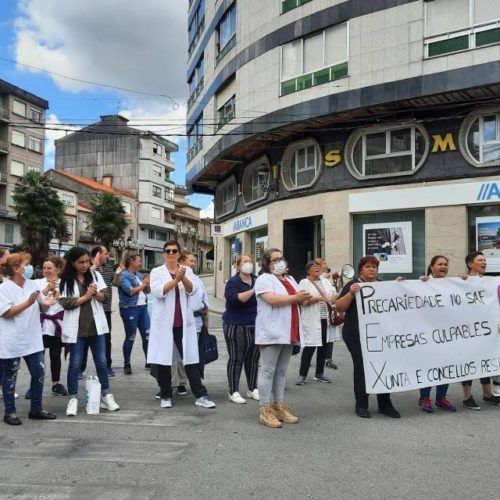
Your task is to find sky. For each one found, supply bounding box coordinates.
[0,0,214,217]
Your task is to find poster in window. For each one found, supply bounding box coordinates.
[476,216,500,273]
[363,221,413,273]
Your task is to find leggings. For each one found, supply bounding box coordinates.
[258,344,293,406]
[43,335,62,383]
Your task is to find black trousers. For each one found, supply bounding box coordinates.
[81,311,112,371]
[43,335,62,383]
[344,330,392,411]
[156,327,207,399]
[299,319,328,377]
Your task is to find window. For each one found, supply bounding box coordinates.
[10,160,24,177]
[188,54,205,109]
[156,231,167,241]
[217,95,235,129]
[345,124,429,179]
[27,164,40,172]
[242,156,270,206]
[61,193,75,206]
[425,0,500,57]
[30,108,42,123]
[165,188,174,203]
[151,207,162,219]
[12,100,26,117]
[152,185,162,198]
[28,136,42,153]
[460,108,500,167]
[148,229,156,239]
[153,165,162,177]
[216,3,236,64]
[153,143,163,157]
[282,0,313,14]
[215,176,237,217]
[66,218,74,237]
[187,113,203,162]
[281,138,322,191]
[188,0,205,55]
[280,23,348,95]
[122,201,131,214]
[4,223,14,244]
[11,130,25,148]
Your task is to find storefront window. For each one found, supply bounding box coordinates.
[468,205,500,274]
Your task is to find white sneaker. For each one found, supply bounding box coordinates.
[160,398,172,408]
[246,389,259,401]
[493,386,500,397]
[228,391,246,404]
[100,393,120,411]
[195,396,216,409]
[66,397,78,416]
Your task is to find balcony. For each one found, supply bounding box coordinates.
[0,140,8,154]
[0,204,9,215]
[0,108,9,122]
[187,77,204,110]
[0,172,7,184]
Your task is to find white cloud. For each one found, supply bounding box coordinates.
[200,201,214,219]
[14,0,188,101]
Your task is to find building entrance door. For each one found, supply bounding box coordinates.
[283,216,323,281]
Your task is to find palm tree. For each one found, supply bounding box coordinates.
[88,192,127,251]
[13,171,69,266]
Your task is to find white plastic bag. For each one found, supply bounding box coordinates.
[85,375,101,415]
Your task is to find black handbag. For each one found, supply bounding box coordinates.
[204,333,219,364]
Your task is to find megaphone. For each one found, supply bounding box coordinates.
[340,264,355,280]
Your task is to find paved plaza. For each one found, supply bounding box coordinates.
[0,276,498,500]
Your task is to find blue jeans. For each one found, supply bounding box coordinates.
[67,335,109,397]
[120,305,150,364]
[420,384,449,400]
[1,351,45,415]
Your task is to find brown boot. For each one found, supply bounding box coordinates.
[272,403,299,424]
[259,404,282,428]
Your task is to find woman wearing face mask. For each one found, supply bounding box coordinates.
[254,249,311,428]
[0,253,57,425]
[26,257,67,399]
[417,255,457,414]
[335,256,401,419]
[59,247,120,417]
[461,251,499,409]
[223,254,259,404]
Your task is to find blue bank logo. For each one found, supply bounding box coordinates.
[233,216,253,233]
[477,183,500,201]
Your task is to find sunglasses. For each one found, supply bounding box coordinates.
[164,249,179,254]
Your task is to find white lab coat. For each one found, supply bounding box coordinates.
[0,278,43,358]
[188,274,209,332]
[254,273,303,345]
[59,271,109,344]
[35,278,64,336]
[298,277,338,346]
[147,264,199,366]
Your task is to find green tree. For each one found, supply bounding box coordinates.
[88,192,127,250]
[13,171,69,266]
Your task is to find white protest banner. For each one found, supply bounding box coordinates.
[356,277,500,394]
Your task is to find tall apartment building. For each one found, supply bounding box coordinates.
[55,115,178,267]
[186,0,500,295]
[0,79,48,248]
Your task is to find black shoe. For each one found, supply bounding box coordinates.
[4,413,22,425]
[356,408,371,418]
[144,363,151,369]
[482,395,500,406]
[325,360,338,370]
[28,409,57,420]
[52,383,68,397]
[176,385,188,396]
[378,406,401,419]
[124,363,132,375]
[463,396,481,410]
[25,389,31,400]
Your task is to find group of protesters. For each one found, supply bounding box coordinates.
[0,241,498,427]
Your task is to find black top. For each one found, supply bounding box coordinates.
[222,274,257,325]
[339,278,361,342]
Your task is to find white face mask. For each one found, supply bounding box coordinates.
[240,262,253,275]
[272,260,287,276]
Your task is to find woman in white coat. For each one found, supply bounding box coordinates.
[254,248,311,428]
[147,240,215,410]
[59,247,120,417]
[296,259,338,385]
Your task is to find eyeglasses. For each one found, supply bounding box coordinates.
[270,257,285,263]
[164,249,179,254]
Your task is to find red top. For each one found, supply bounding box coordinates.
[280,278,300,344]
[170,273,183,327]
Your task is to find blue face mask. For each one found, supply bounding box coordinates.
[23,264,34,280]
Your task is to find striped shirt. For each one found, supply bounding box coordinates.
[313,279,328,320]
[95,263,114,312]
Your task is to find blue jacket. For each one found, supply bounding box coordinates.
[118,270,146,308]
[222,274,257,325]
